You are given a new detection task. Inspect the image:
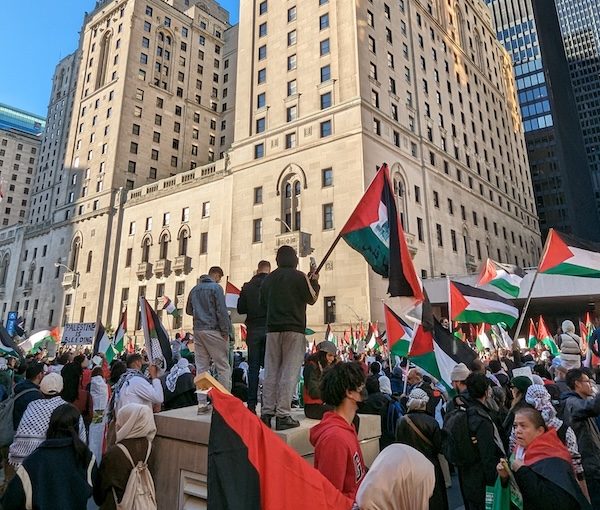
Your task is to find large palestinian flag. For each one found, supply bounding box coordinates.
[477,258,525,298]
[408,319,477,390]
[450,281,519,327]
[383,304,413,357]
[340,164,423,300]
[539,229,600,278]
[113,308,127,354]
[139,297,174,370]
[208,389,354,510]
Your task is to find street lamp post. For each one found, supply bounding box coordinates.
[55,262,79,325]
[274,217,293,233]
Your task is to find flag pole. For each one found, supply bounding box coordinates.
[314,232,343,274]
[512,269,540,342]
[446,276,452,333]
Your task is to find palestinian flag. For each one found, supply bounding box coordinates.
[408,319,477,390]
[18,328,60,355]
[528,319,538,349]
[0,325,22,358]
[476,324,493,352]
[93,322,116,364]
[340,164,423,300]
[305,328,316,336]
[140,297,174,370]
[450,281,519,327]
[225,281,241,309]
[162,296,180,318]
[342,330,350,345]
[537,316,559,355]
[113,308,127,353]
[384,304,413,357]
[208,389,353,510]
[324,324,334,343]
[539,229,600,278]
[477,258,525,298]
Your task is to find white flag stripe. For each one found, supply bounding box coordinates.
[496,270,523,286]
[465,296,519,318]
[568,246,600,269]
[433,342,459,388]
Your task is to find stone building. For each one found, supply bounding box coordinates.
[0,0,541,339]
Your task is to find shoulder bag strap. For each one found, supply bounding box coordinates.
[404,415,434,447]
[116,443,136,468]
[144,442,152,463]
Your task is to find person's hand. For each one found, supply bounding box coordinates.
[511,458,524,472]
[97,352,106,360]
[309,271,319,282]
[496,460,509,481]
[148,365,159,379]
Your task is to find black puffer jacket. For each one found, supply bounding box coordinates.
[259,248,319,333]
[237,273,268,328]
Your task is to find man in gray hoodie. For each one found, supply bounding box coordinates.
[186,266,232,391]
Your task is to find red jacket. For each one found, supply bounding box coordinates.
[310,412,366,500]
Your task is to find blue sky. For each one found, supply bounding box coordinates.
[0,1,239,118]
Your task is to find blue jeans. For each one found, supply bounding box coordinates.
[246,326,266,410]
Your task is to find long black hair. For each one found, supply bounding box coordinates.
[307,350,332,371]
[46,404,90,467]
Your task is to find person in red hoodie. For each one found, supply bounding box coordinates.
[309,361,367,500]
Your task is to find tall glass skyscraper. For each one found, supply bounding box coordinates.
[485,0,600,241]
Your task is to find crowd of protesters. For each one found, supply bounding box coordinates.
[0,244,599,509]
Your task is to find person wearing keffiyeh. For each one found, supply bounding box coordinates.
[525,384,589,499]
[161,358,196,410]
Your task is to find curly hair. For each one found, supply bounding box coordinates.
[320,361,365,407]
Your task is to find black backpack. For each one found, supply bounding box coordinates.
[442,397,479,466]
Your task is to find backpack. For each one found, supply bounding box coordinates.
[442,398,479,466]
[113,443,157,510]
[385,398,404,438]
[0,388,39,447]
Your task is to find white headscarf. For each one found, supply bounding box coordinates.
[356,444,435,510]
[116,403,157,443]
[165,358,191,392]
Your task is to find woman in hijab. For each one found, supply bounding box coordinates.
[94,403,157,510]
[395,388,448,510]
[497,407,591,510]
[525,384,588,498]
[356,444,435,510]
[3,404,98,510]
[161,357,196,410]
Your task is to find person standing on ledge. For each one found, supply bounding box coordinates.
[260,246,320,430]
[186,266,232,395]
[237,260,271,415]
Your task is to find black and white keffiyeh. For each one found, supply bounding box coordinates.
[165,358,191,392]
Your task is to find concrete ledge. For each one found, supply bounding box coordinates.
[151,406,381,509]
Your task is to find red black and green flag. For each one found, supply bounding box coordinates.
[539,229,600,278]
[208,389,354,510]
[450,281,519,327]
[340,164,423,300]
[139,297,173,370]
[383,303,413,357]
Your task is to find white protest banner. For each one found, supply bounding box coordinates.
[512,366,533,382]
[62,323,96,345]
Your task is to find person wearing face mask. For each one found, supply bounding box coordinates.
[497,407,590,510]
[309,361,367,500]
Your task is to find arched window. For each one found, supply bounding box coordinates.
[392,173,409,232]
[141,237,151,263]
[96,31,112,90]
[70,238,82,272]
[281,177,302,232]
[153,30,173,90]
[86,251,93,273]
[454,6,467,50]
[462,226,471,255]
[178,228,189,256]
[0,255,9,286]
[473,31,483,68]
[159,232,170,260]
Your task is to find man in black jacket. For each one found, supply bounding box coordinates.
[259,246,319,430]
[459,373,506,510]
[237,260,271,414]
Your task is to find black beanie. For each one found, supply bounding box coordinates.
[276,245,298,268]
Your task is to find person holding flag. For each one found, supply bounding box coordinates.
[185,266,232,393]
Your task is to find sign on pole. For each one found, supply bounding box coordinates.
[5,311,17,337]
[62,323,96,345]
